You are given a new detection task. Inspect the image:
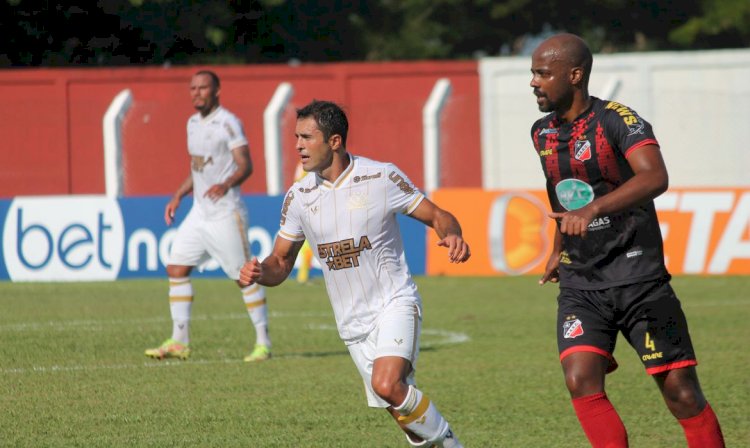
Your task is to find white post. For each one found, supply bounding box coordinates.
[422,78,452,193]
[263,82,294,195]
[599,76,621,100]
[102,89,133,198]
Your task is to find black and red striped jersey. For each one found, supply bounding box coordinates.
[531,97,668,289]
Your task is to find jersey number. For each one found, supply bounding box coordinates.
[645,332,656,352]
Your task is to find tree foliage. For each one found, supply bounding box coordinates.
[0,0,747,67]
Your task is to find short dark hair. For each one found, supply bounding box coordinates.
[296,100,348,146]
[194,70,220,88]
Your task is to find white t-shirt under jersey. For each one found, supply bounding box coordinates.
[278,155,425,344]
[187,106,248,220]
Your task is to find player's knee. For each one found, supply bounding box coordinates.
[663,382,704,412]
[167,264,191,278]
[371,376,402,403]
[564,369,604,397]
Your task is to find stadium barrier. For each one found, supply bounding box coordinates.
[427,188,750,276]
[0,195,426,282]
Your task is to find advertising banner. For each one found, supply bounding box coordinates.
[428,188,750,276]
[0,195,426,281]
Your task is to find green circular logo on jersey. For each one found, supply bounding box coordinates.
[555,179,594,211]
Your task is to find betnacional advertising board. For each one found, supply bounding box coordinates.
[0,195,426,282]
[428,188,750,276]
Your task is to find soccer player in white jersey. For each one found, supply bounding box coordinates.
[145,70,272,363]
[239,100,469,447]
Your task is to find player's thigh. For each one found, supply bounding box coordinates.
[348,337,392,408]
[557,288,619,363]
[202,210,250,280]
[375,298,422,366]
[620,279,697,374]
[347,300,421,408]
[168,210,209,267]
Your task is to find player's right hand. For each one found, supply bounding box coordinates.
[239,257,262,286]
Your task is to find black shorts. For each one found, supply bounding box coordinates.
[556,276,697,375]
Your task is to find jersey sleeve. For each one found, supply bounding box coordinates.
[224,115,249,150]
[277,188,306,242]
[385,163,425,215]
[602,102,659,158]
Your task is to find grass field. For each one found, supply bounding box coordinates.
[1,276,747,447]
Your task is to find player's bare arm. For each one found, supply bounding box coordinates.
[409,199,470,263]
[239,238,305,287]
[539,228,562,285]
[165,175,194,225]
[205,145,253,202]
[549,144,667,237]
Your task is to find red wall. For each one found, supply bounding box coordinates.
[0,61,480,197]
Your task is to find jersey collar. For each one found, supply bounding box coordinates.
[318,154,355,190]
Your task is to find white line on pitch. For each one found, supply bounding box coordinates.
[0,311,330,332]
[0,327,470,375]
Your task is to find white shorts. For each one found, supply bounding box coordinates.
[347,298,422,408]
[168,207,250,280]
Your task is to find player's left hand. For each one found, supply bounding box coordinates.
[437,235,471,263]
[204,183,229,202]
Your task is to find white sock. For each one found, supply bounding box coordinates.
[169,277,193,345]
[242,284,270,347]
[395,386,454,445]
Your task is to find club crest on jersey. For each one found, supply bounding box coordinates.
[563,319,584,339]
[347,192,368,210]
[574,139,592,161]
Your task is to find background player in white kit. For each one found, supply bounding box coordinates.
[239,100,469,447]
[145,70,272,363]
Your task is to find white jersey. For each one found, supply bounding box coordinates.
[186,106,248,220]
[278,155,425,344]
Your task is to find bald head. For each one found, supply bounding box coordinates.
[534,33,593,87]
[530,33,594,120]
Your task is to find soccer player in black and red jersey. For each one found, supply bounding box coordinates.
[530,33,725,447]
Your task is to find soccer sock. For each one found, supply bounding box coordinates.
[395,385,452,444]
[571,392,628,448]
[242,284,270,347]
[168,277,193,345]
[678,402,725,448]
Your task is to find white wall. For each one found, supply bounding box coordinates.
[480,49,750,189]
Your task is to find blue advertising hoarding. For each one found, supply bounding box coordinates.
[0,195,425,281]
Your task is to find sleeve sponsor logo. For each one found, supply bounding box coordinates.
[317,236,371,271]
[605,101,645,135]
[279,191,295,226]
[223,122,236,138]
[388,171,415,195]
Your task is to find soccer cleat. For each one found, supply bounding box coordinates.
[244,344,271,363]
[144,338,191,360]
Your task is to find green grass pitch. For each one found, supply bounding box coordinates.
[1,276,747,447]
